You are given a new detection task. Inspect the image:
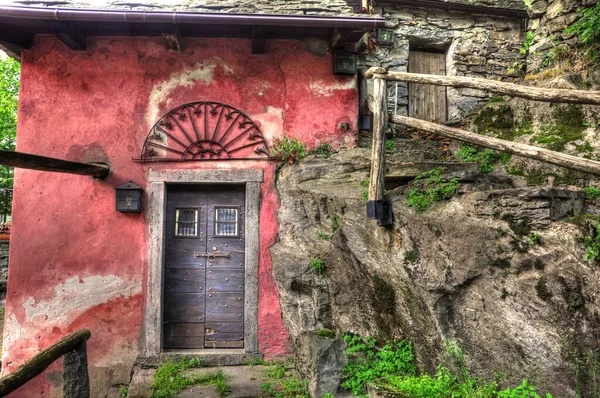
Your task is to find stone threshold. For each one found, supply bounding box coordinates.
[134,351,263,368]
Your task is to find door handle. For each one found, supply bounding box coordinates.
[194,252,230,262]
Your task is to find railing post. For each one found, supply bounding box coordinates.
[63,340,90,398]
[366,68,393,226]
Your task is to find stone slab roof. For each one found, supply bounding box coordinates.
[0,0,526,15]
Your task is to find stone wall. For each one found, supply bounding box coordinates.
[526,0,600,72]
[359,4,526,120]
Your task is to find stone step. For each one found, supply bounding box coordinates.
[385,161,479,188]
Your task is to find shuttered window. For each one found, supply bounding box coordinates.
[175,208,198,237]
[215,208,238,236]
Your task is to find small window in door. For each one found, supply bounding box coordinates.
[175,208,199,237]
[215,207,238,236]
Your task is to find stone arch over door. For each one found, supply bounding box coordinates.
[142,169,262,356]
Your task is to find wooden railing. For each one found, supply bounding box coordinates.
[364,67,600,207]
[0,329,91,397]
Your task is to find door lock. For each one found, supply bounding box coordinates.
[195,252,230,262]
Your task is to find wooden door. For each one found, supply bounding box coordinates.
[408,51,447,123]
[164,184,245,349]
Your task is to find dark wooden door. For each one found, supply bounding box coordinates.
[408,50,447,123]
[164,184,245,349]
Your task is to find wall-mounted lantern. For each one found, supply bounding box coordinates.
[366,200,393,226]
[333,51,357,75]
[376,28,395,45]
[116,181,143,213]
[360,115,373,131]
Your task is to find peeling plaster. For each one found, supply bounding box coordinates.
[252,106,284,142]
[309,78,356,97]
[22,275,142,325]
[146,57,232,126]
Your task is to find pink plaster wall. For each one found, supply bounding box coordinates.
[2,35,357,396]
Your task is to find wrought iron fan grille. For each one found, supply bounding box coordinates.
[138,102,270,162]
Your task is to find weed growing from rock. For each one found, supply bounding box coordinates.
[309,257,326,274]
[151,359,228,398]
[331,214,340,232]
[271,135,307,165]
[309,143,337,158]
[584,187,600,200]
[407,167,459,213]
[316,329,336,339]
[266,363,287,379]
[566,3,600,45]
[341,335,553,397]
[315,230,333,241]
[455,145,499,173]
[585,223,600,261]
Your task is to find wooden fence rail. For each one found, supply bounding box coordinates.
[0,329,91,397]
[364,67,600,221]
[364,67,600,105]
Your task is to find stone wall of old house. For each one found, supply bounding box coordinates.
[358,5,526,121]
[526,0,600,73]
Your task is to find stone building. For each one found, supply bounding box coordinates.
[0,0,544,396]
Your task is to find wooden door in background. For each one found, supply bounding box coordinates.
[164,184,245,349]
[408,51,447,123]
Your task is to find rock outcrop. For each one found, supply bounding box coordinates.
[270,148,600,397]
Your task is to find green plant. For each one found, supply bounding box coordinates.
[309,144,337,158]
[341,335,417,396]
[585,223,600,261]
[522,0,532,9]
[316,329,336,339]
[566,3,600,44]
[455,145,499,173]
[407,167,459,213]
[521,31,534,55]
[322,393,335,398]
[309,257,326,274]
[247,358,270,366]
[487,97,505,104]
[365,339,552,398]
[262,382,273,396]
[385,140,396,152]
[119,385,129,397]
[152,359,228,398]
[331,214,340,232]
[528,232,542,246]
[361,189,369,201]
[315,230,333,241]
[267,363,287,379]
[279,376,310,398]
[585,187,600,200]
[271,134,307,165]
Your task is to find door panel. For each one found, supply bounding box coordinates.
[164,293,205,323]
[165,269,206,293]
[163,184,245,350]
[408,51,447,123]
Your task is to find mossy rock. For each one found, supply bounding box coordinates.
[473,101,515,136]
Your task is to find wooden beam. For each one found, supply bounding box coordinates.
[56,22,87,51]
[0,329,91,397]
[251,27,266,55]
[368,75,388,200]
[0,24,34,61]
[364,68,600,106]
[0,150,110,179]
[390,114,600,176]
[161,24,182,51]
